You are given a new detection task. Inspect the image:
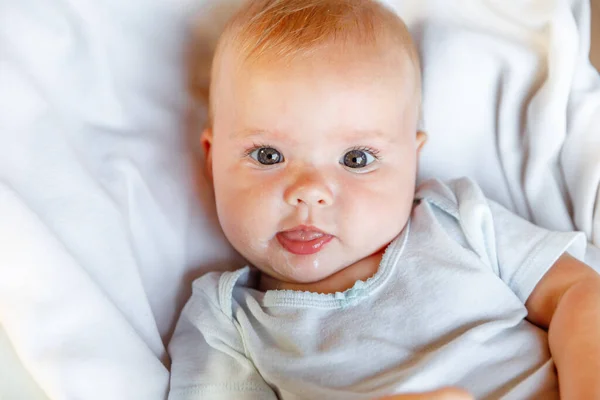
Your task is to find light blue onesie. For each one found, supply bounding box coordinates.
[168,178,587,400]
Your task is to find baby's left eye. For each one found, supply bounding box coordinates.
[249,147,284,165]
[341,149,376,169]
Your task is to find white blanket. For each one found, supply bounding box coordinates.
[405,0,600,266]
[0,0,599,399]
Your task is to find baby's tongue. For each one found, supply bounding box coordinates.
[280,230,324,241]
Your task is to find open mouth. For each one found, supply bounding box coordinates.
[276,226,333,255]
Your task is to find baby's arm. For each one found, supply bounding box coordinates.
[525,253,600,399]
[379,388,473,400]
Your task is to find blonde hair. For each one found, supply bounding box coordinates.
[208,0,421,125]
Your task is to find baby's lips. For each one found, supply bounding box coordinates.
[278,225,332,241]
[276,230,334,256]
[279,229,326,242]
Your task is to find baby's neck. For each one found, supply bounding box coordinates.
[258,249,385,294]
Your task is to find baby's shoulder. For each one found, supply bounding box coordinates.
[187,266,252,320]
[412,177,499,263]
[415,177,487,211]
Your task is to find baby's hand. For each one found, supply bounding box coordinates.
[378,387,474,400]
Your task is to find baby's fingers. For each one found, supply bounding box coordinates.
[378,387,474,400]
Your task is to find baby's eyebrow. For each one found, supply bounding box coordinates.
[229,128,299,143]
[230,128,263,139]
[342,129,388,141]
[230,127,390,143]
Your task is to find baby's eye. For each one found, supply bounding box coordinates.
[249,147,284,165]
[341,149,376,169]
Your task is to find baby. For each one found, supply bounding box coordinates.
[168,0,600,399]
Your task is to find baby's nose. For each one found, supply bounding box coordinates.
[284,171,333,207]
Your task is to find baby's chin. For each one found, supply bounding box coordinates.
[246,236,386,290]
[259,250,374,291]
[261,238,392,293]
[268,258,342,284]
[244,239,341,280]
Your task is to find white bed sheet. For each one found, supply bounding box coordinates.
[1,0,599,399]
[408,0,600,262]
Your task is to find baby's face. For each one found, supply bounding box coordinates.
[206,47,423,284]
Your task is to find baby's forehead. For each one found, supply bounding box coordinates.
[208,41,420,138]
[215,53,418,143]
[219,36,418,93]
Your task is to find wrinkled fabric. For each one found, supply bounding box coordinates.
[0,0,598,399]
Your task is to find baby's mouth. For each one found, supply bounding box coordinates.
[276,226,333,256]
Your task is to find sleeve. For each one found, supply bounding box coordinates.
[167,273,277,400]
[486,200,587,303]
[449,178,588,304]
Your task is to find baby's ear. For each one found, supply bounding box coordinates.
[201,128,214,181]
[416,131,427,153]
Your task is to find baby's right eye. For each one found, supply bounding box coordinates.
[249,147,284,165]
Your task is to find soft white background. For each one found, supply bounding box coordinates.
[0,0,599,399]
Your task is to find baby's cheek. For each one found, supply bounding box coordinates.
[218,189,277,248]
[344,189,404,247]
